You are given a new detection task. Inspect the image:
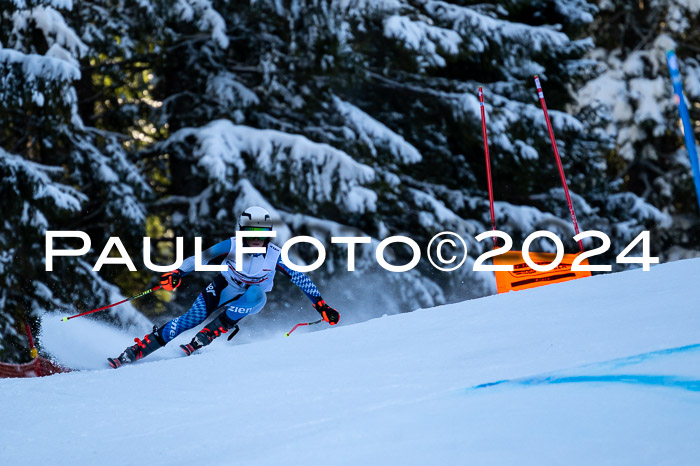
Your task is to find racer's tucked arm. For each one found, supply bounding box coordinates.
[275,257,323,305]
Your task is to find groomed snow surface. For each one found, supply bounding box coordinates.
[3,259,700,465]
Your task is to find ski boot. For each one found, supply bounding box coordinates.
[108,325,165,369]
[180,313,239,356]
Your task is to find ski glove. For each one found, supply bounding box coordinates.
[161,270,182,291]
[314,300,339,325]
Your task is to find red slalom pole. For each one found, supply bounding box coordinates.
[478,86,498,248]
[285,319,323,337]
[24,321,38,359]
[534,75,584,252]
[61,285,162,322]
[24,321,40,376]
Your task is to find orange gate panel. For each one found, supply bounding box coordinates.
[493,250,591,294]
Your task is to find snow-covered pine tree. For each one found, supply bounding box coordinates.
[131,0,652,317]
[576,0,700,259]
[0,0,150,362]
[4,0,682,350]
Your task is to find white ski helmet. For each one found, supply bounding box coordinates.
[238,206,273,231]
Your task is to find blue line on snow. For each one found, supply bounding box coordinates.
[471,343,700,392]
[600,343,700,370]
[520,374,700,391]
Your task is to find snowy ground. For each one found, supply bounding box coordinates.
[2,259,700,465]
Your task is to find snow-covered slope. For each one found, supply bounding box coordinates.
[3,260,700,465]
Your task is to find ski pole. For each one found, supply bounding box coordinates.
[285,319,323,337]
[61,285,162,322]
[534,75,584,253]
[478,86,498,248]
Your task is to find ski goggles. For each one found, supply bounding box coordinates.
[240,226,272,240]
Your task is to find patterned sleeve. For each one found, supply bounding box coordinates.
[179,238,232,276]
[276,257,323,305]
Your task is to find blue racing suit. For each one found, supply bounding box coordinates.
[160,238,323,343]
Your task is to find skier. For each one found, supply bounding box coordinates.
[108,206,339,368]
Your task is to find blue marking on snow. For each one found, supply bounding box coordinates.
[517,374,700,391]
[597,343,700,370]
[472,343,700,392]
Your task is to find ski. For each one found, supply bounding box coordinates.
[107,357,123,369]
[180,344,196,356]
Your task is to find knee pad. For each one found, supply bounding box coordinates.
[225,285,267,320]
[245,285,265,303]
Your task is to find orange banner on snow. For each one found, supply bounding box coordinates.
[493,251,591,294]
